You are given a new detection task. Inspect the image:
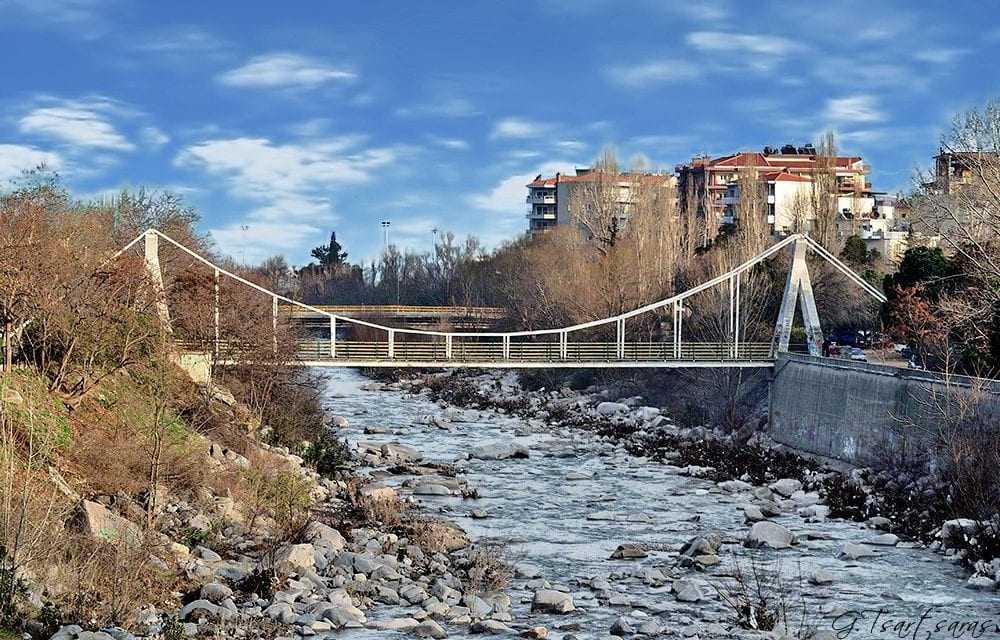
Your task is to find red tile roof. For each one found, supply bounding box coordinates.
[763,171,812,183]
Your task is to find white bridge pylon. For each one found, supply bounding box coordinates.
[115,229,886,369]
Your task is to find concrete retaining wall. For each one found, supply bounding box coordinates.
[768,354,1000,467]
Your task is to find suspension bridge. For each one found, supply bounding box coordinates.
[116,229,886,369]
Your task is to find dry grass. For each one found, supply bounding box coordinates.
[465,542,513,593]
[51,533,183,628]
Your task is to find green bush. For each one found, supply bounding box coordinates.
[302,432,352,477]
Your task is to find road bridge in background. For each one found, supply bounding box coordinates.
[283,304,507,330]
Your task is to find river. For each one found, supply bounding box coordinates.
[323,368,1000,639]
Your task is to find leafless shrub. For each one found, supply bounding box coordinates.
[713,554,815,637]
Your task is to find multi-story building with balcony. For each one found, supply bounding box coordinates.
[526,168,675,235]
[676,145,872,240]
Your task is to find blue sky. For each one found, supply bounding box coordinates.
[1,1,998,265]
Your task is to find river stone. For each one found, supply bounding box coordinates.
[330,415,349,428]
[967,576,996,590]
[838,543,876,560]
[307,521,347,553]
[746,521,794,549]
[610,544,648,559]
[673,578,705,602]
[319,604,366,627]
[719,479,753,493]
[414,483,452,496]
[769,478,802,498]
[523,627,548,639]
[596,401,630,416]
[470,619,512,633]
[757,500,782,517]
[532,589,575,613]
[610,616,635,636]
[744,505,766,522]
[374,618,420,631]
[274,543,316,575]
[413,619,448,638]
[469,442,530,460]
[199,582,233,604]
[381,442,422,463]
[809,569,835,586]
[867,533,900,546]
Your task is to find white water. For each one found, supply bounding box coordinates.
[323,369,1000,639]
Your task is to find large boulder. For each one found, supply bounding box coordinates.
[413,619,448,638]
[381,442,422,463]
[532,589,575,613]
[307,521,346,553]
[273,543,316,575]
[596,402,629,416]
[838,543,876,561]
[746,521,795,550]
[768,478,802,498]
[673,578,706,602]
[72,500,141,545]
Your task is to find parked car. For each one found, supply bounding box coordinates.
[849,347,867,362]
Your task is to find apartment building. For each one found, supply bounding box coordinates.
[526,168,675,235]
[676,145,872,237]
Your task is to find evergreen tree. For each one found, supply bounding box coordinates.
[311,231,348,266]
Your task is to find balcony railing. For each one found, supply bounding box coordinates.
[526,194,557,204]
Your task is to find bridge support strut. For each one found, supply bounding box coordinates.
[143,231,172,334]
[773,237,823,356]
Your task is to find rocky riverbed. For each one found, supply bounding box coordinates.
[326,368,1000,639]
[45,368,1000,640]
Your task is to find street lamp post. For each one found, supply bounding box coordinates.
[381,220,391,251]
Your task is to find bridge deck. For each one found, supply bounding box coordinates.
[206,340,776,368]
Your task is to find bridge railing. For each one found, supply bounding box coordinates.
[292,340,773,363]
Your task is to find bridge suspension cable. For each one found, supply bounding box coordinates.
[113,229,886,368]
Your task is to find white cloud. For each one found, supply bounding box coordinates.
[914,48,970,64]
[469,161,577,213]
[218,53,355,90]
[2,0,110,34]
[140,126,170,147]
[823,95,886,124]
[429,136,470,151]
[491,117,549,140]
[131,25,228,56]
[0,144,63,182]
[176,136,400,261]
[555,140,587,153]
[607,60,700,87]
[19,99,135,151]
[687,31,802,57]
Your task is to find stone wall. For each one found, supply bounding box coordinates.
[768,353,1000,467]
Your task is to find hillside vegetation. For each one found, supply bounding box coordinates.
[0,176,349,636]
